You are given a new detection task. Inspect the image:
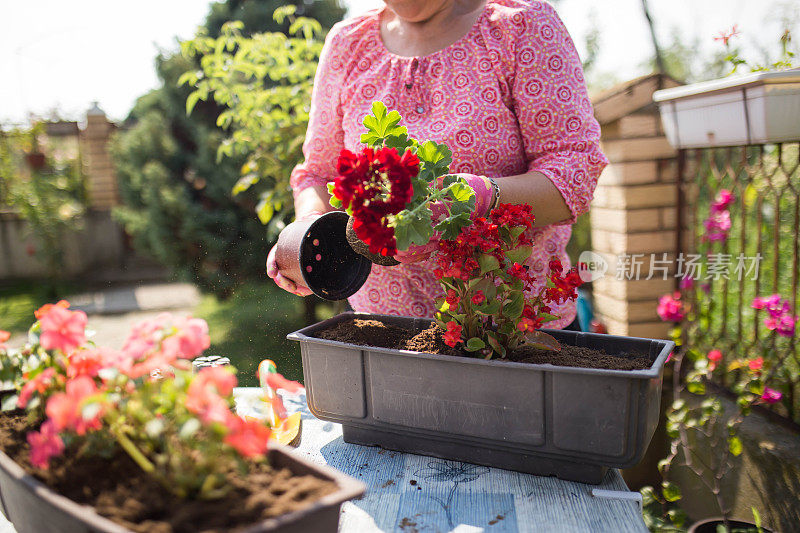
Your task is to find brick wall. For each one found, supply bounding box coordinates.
[589,75,681,338]
[80,107,119,210]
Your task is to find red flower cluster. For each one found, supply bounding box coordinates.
[546,260,583,304]
[434,204,535,282]
[333,147,419,256]
[432,203,582,355]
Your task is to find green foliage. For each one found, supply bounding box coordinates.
[180,6,329,238]
[345,102,476,251]
[112,0,344,297]
[0,124,86,278]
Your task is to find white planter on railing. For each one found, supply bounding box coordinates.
[653,69,800,148]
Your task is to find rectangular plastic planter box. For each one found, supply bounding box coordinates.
[653,70,800,148]
[0,440,365,533]
[288,312,674,485]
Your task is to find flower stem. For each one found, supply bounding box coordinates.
[113,428,155,474]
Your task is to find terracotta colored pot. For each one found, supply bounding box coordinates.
[275,211,372,301]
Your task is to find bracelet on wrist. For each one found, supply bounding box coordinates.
[487,177,501,215]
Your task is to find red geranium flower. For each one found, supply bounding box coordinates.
[332,147,420,257]
[443,321,462,347]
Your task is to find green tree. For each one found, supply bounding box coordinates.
[112,0,344,297]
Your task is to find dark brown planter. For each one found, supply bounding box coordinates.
[275,211,372,301]
[0,442,365,533]
[688,517,772,533]
[289,312,674,485]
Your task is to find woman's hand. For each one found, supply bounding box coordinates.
[395,174,495,264]
[266,223,316,297]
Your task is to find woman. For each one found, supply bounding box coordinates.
[267,0,607,329]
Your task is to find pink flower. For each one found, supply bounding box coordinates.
[160,316,210,359]
[39,306,87,354]
[657,292,685,323]
[27,420,64,469]
[122,314,210,378]
[679,276,694,290]
[263,373,304,394]
[761,387,782,404]
[224,416,271,458]
[34,300,69,320]
[186,367,237,426]
[748,357,763,372]
[45,376,102,435]
[714,26,740,46]
[193,366,237,396]
[703,210,732,242]
[18,368,62,409]
[707,349,723,371]
[0,330,9,350]
[711,189,734,212]
[67,347,129,379]
[752,294,797,338]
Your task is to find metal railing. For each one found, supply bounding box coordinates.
[677,142,799,423]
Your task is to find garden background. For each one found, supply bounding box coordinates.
[1,1,799,531]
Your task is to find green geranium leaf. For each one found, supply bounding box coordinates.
[476,299,501,316]
[465,337,486,351]
[435,212,471,240]
[479,254,500,274]
[447,181,475,203]
[539,312,560,323]
[503,291,524,320]
[506,245,533,265]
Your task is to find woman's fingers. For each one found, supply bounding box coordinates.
[267,244,315,297]
[266,244,279,279]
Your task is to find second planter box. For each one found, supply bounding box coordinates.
[288,312,673,484]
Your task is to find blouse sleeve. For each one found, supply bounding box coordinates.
[511,3,608,224]
[289,24,348,201]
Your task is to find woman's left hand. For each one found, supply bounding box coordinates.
[394,175,495,264]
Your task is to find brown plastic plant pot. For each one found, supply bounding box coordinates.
[0,442,365,533]
[275,211,372,301]
[288,312,674,485]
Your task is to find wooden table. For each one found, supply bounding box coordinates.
[234,387,648,533]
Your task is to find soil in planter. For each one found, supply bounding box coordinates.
[315,318,653,371]
[0,412,337,533]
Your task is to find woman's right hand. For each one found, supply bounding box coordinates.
[266,239,314,297]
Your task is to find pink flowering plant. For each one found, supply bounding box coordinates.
[0,301,302,499]
[644,291,797,530]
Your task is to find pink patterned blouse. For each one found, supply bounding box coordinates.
[290,0,608,328]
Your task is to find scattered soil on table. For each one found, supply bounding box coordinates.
[314,318,653,371]
[0,412,337,533]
